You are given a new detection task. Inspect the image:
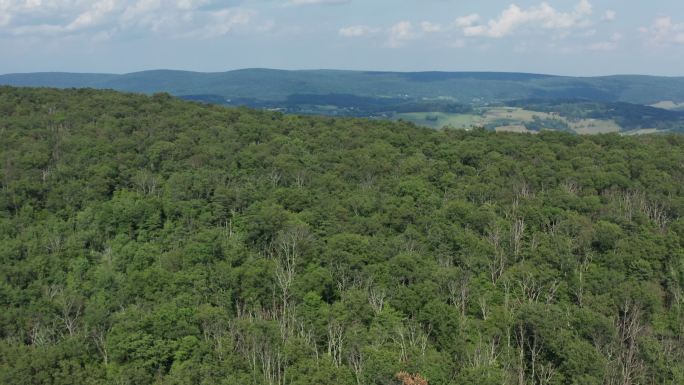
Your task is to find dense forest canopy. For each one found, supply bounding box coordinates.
[0,87,683,385]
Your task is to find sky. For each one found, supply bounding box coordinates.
[1,0,684,76]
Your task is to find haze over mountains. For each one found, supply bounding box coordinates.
[2,69,684,105]
[3,69,684,134]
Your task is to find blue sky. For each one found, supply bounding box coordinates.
[1,0,684,75]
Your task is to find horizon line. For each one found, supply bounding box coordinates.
[1,68,683,79]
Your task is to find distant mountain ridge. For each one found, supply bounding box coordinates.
[2,68,684,105]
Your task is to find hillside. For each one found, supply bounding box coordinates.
[4,69,684,134]
[3,69,684,105]
[1,87,683,385]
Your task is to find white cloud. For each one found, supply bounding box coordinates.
[338,25,378,37]
[0,0,13,26]
[286,0,349,6]
[588,32,621,51]
[450,39,466,48]
[176,0,212,11]
[7,0,120,36]
[68,0,118,31]
[387,21,415,48]
[420,21,441,33]
[122,0,162,22]
[587,42,614,51]
[575,0,592,15]
[513,42,528,53]
[0,14,11,27]
[460,0,594,38]
[602,10,616,22]
[188,8,252,38]
[640,17,684,46]
[454,14,480,28]
[0,0,258,39]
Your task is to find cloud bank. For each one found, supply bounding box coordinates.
[0,0,255,39]
[460,0,593,38]
[338,1,619,52]
[640,17,684,46]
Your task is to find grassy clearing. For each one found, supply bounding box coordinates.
[482,107,560,125]
[495,125,532,133]
[395,112,482,129]
[484,108,623,134]
[622,128,662,135]
[570,119,621,134]
[651,101,684,111]
[395,107,629,134]
[483,107,551,122]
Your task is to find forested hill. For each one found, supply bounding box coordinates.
[2,69,684,105]
[1,86,684,385]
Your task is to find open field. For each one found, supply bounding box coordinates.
[483,107,557,122]
[397,107,625,134]
[480,108,624,134]
[622,128,662,135]
[570,119,621,134]
[651,100,684,111]
[495,125,532,133]
[394,112,482,129]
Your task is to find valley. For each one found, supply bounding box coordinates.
[3,69,684,134]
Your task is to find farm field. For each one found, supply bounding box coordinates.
[651,100,684,111]
[570,119,621,134]
[623,128,662,135]
[393,112,482,129]
[483,107,556,121]
[397,107,625,134]
[494,124,531,133]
